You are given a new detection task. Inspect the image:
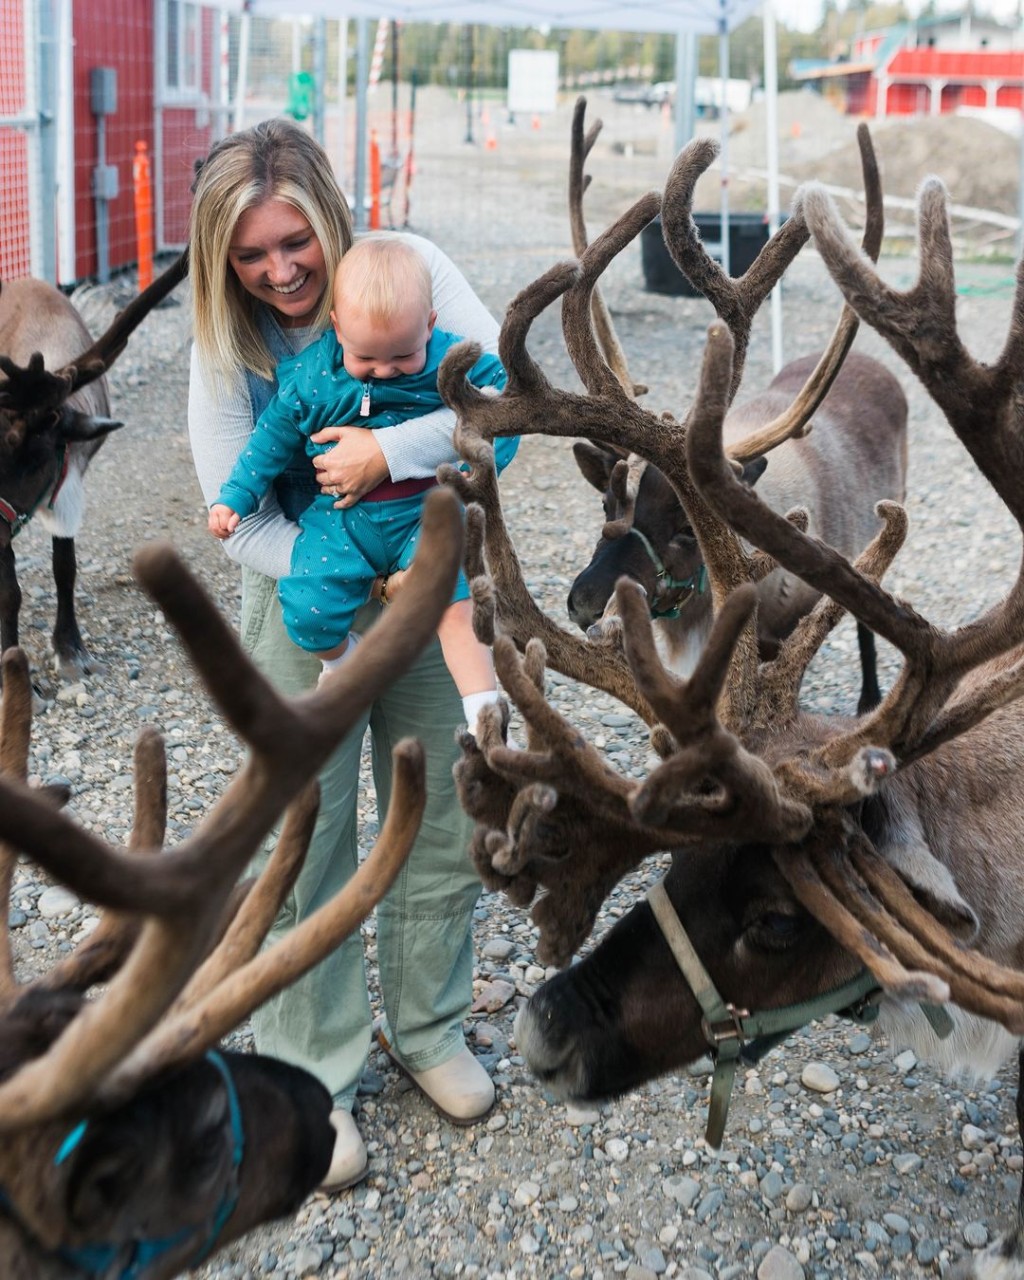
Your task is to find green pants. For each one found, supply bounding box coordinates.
[241,567,479,1108]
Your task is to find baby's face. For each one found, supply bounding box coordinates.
[331,302,436,381]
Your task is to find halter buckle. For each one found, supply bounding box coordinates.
[701,1004,749,1050]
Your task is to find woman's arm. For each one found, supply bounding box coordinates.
[312,235,501,488]
[187,343,296,580]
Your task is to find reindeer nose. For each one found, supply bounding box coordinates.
[566,584,595,631]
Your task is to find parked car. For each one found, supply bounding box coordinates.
[612,81,674,107]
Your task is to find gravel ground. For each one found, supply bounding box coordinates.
[7,89,1024,1279]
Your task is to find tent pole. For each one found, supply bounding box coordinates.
[675,27,697,153]
[233,7,250,134]
[313,16,327,145]
[717,2,730,277]
[763,0,783,371]
[336,14,349,193]
[354,15,369,232]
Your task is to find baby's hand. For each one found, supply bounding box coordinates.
[208,504,240,539]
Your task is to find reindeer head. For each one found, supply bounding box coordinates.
[439,101,1024,1145]
[567,445,768,634]
[0,257,187,537]
[0,488,465,1275]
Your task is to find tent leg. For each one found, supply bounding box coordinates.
[762,0,783,372]
[354,15,369,232]
[717,4,730,278]
[674,28,696,152]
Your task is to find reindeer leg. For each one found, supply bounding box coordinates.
[52,536,102,679]
[1002,1046,1024,1266]
[949,1047,1024,1278]
[856,621,881,714]
[0,539,21,677]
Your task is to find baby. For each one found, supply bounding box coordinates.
[209,233,517,736]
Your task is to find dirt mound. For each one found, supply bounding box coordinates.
[789,112,1020,216]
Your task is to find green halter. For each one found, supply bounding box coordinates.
[627,527,706,619]
[647,878,954,1148]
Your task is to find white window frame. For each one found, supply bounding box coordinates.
[158,0,203,101]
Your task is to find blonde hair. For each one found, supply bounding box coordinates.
[333,233,433,327]
[189,117,354,380]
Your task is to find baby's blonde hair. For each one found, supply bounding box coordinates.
[333,234,433,326]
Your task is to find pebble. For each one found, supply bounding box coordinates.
[800,1062,841,1093]
[786,1183,813,1213]
[663,1175,701,1210]
[756,1244,805,1280]
[962,1123,988,1149]
[37,885,80,917]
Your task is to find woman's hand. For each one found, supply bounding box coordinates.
[311,425,390,509]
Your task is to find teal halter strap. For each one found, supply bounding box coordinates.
[0,1050,244,1279]
[646,878,953,1149]
[627,527,706,619]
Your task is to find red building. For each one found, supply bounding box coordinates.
[791,15,1024,119]
[1,0,229,284]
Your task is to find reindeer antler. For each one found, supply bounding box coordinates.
[0,252,188,415]
[0,487,462,1129]
[688,190,1024,786]
[568,97,645,399]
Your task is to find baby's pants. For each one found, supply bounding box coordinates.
[280,492,469,653]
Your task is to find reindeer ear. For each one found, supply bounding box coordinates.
[740,455,769,487]
[59,409,124,443]
[64,1131,147,1232]
[572,440,617,492]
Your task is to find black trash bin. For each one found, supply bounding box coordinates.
[640,212,777,297]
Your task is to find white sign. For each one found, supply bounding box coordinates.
[507,49,559,115]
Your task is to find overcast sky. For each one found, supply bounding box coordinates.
[770,0,1021,33]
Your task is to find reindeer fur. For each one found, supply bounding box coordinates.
[568,350,908,712]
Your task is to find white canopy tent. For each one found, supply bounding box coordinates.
[223,0,786,364]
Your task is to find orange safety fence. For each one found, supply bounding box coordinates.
[132,140,154,291]
[369,129,382,230]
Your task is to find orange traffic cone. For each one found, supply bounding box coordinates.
[531,114,541,130]
[485,131,498,151]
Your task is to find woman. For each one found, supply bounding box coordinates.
[187,117,499,1192]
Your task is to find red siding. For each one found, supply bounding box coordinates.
[880,46,1024,117]
[71,1,154,280]
[996,84,1024,109]
[889,48,1024,79]
[159,6,216,246]
[887,83,931,114]
[1,0,32,278]
[161,109,212,244]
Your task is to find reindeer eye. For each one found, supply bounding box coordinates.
[189,1127,227,1180]
[747,909,805,952]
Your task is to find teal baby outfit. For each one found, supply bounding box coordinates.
[218,327,516,653]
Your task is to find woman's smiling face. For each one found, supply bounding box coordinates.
[227,199,328,328]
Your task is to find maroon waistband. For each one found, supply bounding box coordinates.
[362,476,438,503]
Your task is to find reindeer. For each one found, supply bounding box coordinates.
[563,102,906,713]
[437,125,1024,1279]
[0,489,464,1278]
[0,255,187,681]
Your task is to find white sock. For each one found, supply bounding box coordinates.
[318,632,361,686]
[461,689,501,739]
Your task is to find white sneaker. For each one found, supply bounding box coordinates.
[379,1032,495,1125]
[318,1108,368,1192]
